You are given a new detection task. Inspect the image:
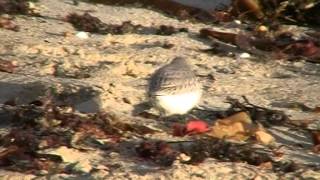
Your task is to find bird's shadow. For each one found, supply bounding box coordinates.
[132,101,155,117]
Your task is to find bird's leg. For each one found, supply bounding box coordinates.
[158,110,166,120]
[186,113,197,120]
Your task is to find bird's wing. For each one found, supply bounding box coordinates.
[148,66,201,96]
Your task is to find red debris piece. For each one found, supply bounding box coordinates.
[185,120,209,134]
[172,120,209,136]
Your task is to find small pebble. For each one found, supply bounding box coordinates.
[257,25,268,33]
[234,20,242,24]
[238,52,251,59]
[123,97,131,104]
[293,61,304,68]
[76,31,89,39]
[178,153,191,162]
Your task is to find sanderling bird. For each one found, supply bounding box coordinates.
[148,57,202,116]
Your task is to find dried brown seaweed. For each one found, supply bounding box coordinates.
[66,12,188,35]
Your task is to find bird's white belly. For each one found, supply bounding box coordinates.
[156,90,202,115]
